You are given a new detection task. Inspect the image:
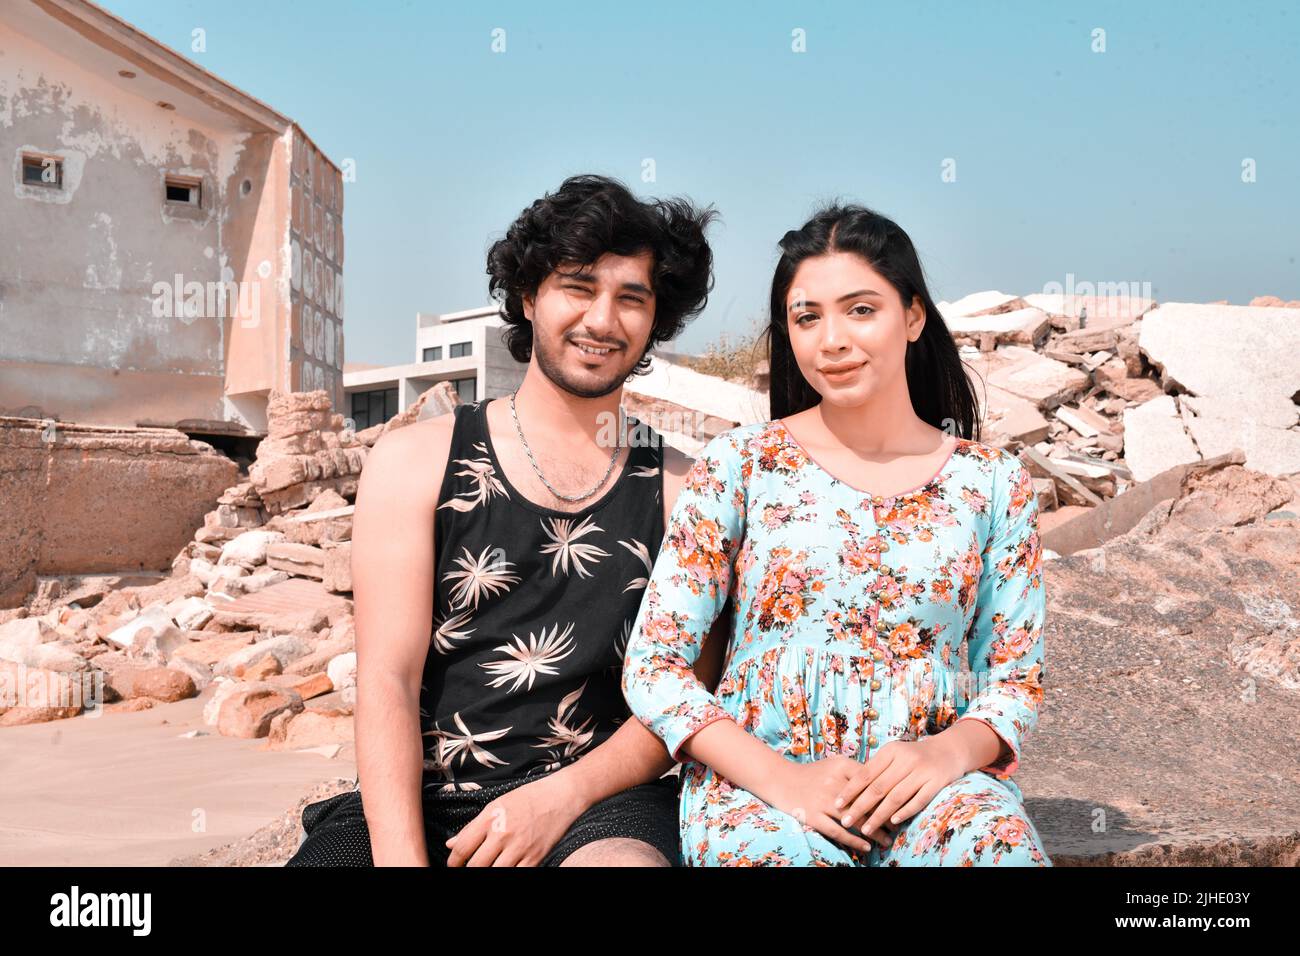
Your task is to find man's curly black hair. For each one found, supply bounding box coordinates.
[486,174,718,375]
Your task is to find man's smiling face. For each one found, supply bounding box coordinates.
[524,250,657,399]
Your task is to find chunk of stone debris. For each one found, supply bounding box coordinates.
[105,606,176,651]
[283,632,356,677]
[125,622,188,666]
[213,632,312,678]
[220,569,291,596]
[267,671,334,700]
[322,540,351,593]
[0,617,60,651]
[169,633,256,668]
[1122,395,1203,482]
[0,659,93,722]
[103,664,197,703]
[265,542,327,580]
[986,346,1090,410]
[264,708,354,750]
[327,651,356,692]
[215,682,305,738]
[946,307,1050,348]
[165,596,214,631]
[219,530,287,570]
[168,655,214,692]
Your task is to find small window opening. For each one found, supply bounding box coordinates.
[165,176,202,206]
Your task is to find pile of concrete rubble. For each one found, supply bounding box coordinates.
[0,388,450,750]
[943,292,1300,512]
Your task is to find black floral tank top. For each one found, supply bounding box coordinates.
[420,398,665,790]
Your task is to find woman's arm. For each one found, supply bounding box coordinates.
[949,451,1047,778]
[621,431,748,761]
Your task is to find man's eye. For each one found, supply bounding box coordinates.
[621,295,645,304]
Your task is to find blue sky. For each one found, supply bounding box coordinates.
[101,0,1298,364]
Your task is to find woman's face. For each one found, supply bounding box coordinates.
[784,251,925,406]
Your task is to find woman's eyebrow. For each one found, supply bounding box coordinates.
[788,288,883,310]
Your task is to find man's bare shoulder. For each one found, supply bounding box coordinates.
[361,411,457,507]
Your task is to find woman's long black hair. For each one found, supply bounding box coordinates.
[763,203,980,440]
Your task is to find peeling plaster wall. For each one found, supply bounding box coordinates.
[0,20,256,427]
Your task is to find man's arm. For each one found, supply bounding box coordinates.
[545,605,730,810]
[352,415,451,866]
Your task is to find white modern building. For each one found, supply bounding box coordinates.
[342,305,526,430]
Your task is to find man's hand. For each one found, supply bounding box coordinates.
[444,771,586,867]
[831,735,968,838]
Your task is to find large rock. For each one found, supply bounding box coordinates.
[1027,509,1300,864]
[209,577,349,633]
[1139,302,1300,475]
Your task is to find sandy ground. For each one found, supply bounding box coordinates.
[0,684,355,866]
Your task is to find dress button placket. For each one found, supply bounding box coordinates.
[864,499,885,753]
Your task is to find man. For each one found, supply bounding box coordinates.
[287,174,726,866]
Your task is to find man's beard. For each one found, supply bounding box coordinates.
[533,333,643,399]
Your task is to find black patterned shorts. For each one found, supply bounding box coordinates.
[285,772,683,867]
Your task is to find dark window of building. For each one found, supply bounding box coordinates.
[351,387,398,430]
[452,377,477,402]
[422,346,443,362]
[449,341,472,358]
[21,154,62,188]
[165,176,202,206]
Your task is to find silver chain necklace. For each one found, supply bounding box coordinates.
[509,389,623,503]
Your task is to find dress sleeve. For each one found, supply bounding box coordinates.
[954,450,1047,779]
[621,429,747,761]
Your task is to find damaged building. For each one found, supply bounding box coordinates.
[0,0,346,444]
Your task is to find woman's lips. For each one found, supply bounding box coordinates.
[821,361,864,380]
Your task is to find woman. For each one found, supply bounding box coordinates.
[621,204,1051,866]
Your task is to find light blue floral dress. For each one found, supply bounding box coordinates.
[621,419,1051,866]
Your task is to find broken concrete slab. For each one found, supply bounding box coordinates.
[938,290,1028,317]
[265,542,326,580]
[1122,395,1203,482]
[209,576,349,633]
[1041,451,1246,556]
[946,307,1051,348]
[1180,395,1300,477]
[1139,301,1300,431]
[985,346,1090,410]
[1023,292,1155,331]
